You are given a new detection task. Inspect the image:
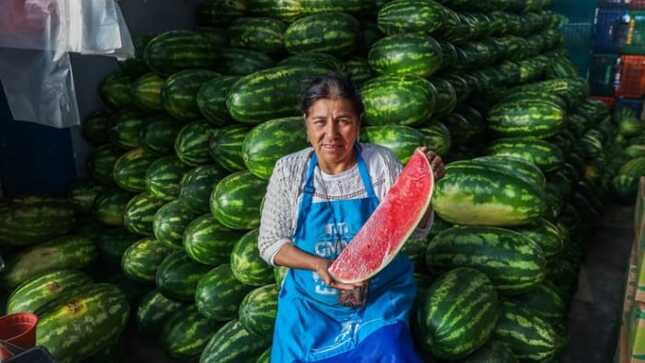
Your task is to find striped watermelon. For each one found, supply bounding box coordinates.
[301,0,363,15]
[218,48,275,76]
[124,193,166,236]
[230,229,274,286]
[197,0,247,26]
[226,65,330,123]
[0,197,76,246]
[110,111,146,149]
[161,69,220,120]
[369,34,443,77]
[122,237,175,282]
[195,264,255,321]
[140,116,182,154]
[94,190,133,226]
[209,125,250,172]
[36,283,130,363]
[228,17,287,54]
[256,349,271,363]
[113,148,159,192]
[69,180,105,214]
[137,290,184,335]
[417,268,499,360]
[247,0,303,22]
[200,320,271,363]
[507,281,566,321]
[6,269,92,314]
[488,99,566,138]
[377,0,446,35]
[513,218,565,258]
[427,226,547,294]
[161,305,221,360]
[144,31,218,76]
[285,12,359,56]
[239,284,278,336]
[94,228,140,266]
[242,117,308,180]
[430,78,457,119]
[156,251,212,301]
[179,165,227,212]
[133,73,165,112]
[468,155,546,189]
[197,76,240,126]
[184,214,245,266]
[432,159,546,226]
[463,340,518,363]
[82,112,113,146]
[278,52,343,71]
[100,72,134,109]
[145,156,191,201]
[154,200,202,249]
[274,266,289,286]
[210,171,268,230]
[361,74,436,126]
[361,126,426,164]
[175,121,216,166]
[419,122,451,157]
[344,57,373,86]
[494,302,561,361]
[488,138,564,173]
[89,144,121,185]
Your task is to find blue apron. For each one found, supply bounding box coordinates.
[271,149,421,363]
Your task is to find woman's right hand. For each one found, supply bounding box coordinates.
[312,258,364,291]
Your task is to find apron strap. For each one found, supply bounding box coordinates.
[355,145,377,200]
[294,151,318,237]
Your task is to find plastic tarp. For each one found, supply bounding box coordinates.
[0,0,134,128]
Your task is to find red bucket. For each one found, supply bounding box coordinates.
[0,313,38,360]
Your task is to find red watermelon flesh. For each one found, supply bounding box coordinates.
[329,150,434,284]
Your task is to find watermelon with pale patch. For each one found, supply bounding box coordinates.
[329,150,433,283]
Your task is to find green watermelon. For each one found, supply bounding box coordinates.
[369,34,443,77]
[140,116,183,154]
[432,160,546,226]
[488,98,566,139]
[197,76,240,126]
[69,180,105,214]
[184,214,245,266]
[161,69,220,120]
[100,72,134,109]
[239,284,278,336]
[361,74,436,126]
[417,268,499,360]
[175,121,217,166]
[488,138,564,173]
[94,228,140,266]
[301,0,362,15]
[507,281,566,321]
[145,156,191,201]
[161,305,221,360]
[284,12,359,56]
[430,78,457,119]
[144,31,218,76]
[243,117,308,179]
[209,126,251,171]
[361,125,425,164]
[94,190,133,226]
[110,111,146,149]
[218,48,275,76]
[494,302,561,361]
[122,237,176,282]
[36,283,130,363]
[377,0,446,35]
[256,349,271,363]
[195,264,255,321]
[278,52,343,70]
[231,229,274,286]
[154,200,202,249]
[427,226,547,294]
[210,172,268,230]
[513,218,565,258]
[82,112,114,145]
[226,65,329,123]
[0,197,76,246]
[197,0,248,26]
[136,290,184,335]
[113,147,159,192]
[124,193,166,236]
[344,57,373,85]
[200,320,271,363]
[133,73,165,111]
[462,340,518,363]
[156,251,212,301]
[89,144,121,185]
[179,165,228,212]
[274,266,289,286]
[6,269,92,314]
[228,17,287,54]
[419,122,451,157]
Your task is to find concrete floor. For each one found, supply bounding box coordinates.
[120,204,636,363]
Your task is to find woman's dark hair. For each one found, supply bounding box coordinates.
[300,73,364,118]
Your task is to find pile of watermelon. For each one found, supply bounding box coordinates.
[1,0,640,361]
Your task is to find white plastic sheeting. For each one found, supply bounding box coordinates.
[0,0,134,127]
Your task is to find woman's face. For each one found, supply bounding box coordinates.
[305,97,360,169]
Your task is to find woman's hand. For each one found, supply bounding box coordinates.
[312,258,366,291]
[418,146,445,180]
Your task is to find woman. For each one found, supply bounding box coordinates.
[258,74,445,363]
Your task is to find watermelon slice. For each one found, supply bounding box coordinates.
[329,150,434,284]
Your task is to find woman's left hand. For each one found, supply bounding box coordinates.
[418,147,445,180]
